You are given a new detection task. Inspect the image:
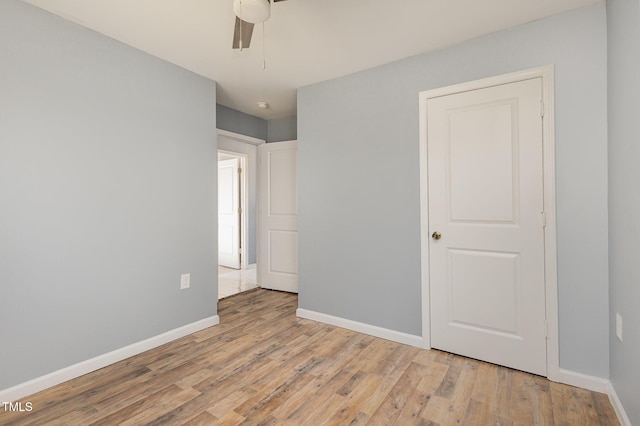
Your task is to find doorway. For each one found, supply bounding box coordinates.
[218,152,243,269]
[418,66,559,377]
[217,130,263,300]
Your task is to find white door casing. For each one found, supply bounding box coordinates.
[218,158,241,269]
[217,129,264,269]
[419,66,558,377]
[258,140,298,293]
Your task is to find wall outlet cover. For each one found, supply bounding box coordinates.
[181,273,191,290]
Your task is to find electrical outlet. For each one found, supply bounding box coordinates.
[616,313,623,342]
[180,273,190,290]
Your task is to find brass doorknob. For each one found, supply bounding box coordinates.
[432,231,442,240]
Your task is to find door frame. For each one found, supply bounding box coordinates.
[418,65,559,379]
[216,129,265,270]
[218,151,246,269]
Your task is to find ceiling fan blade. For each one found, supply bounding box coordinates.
[232,16,254,49]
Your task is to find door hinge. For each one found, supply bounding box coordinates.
[540,211,546,228]
[238,207,242,214]
[540,100,544,117]
[545,321,550,339]
[238,167,242,174]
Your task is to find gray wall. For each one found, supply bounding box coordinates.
[0,0,218,390]
[217,104,267,141]
[607,0,640,423]
[217,103,297,143]
[298,3,609,377]
[267,116,298,142]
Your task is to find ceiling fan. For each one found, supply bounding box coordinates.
[232,0,287,49]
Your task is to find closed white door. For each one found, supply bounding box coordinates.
[218,158,241,269]
[427,78,547,375]
[258,141,298,293]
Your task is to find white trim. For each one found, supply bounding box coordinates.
[218,150,249,270]
[539,67,560,382]
[298,303,631,426]
[421,66,555,99]
[606,382,633,426]
[418,65,559,372]
[548,369,631,426]
[216,128,264,274]
[0,315,219,402]
[296,308,422,348]
[553,368,610,393]
[216,129,265,146]
[418,83,432,350]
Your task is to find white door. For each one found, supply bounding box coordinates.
[258,141,298,293]
[218,158,241,269]
[427,78,547,375]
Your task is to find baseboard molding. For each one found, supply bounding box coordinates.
[0,315,219,402]
[605,382,632,426]
[550,368,630,426]
[552,368,611,393]
[295,310,632,425]
[3,311,631,426]
[296,308,422,348]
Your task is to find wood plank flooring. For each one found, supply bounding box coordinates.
[1,289,619,425]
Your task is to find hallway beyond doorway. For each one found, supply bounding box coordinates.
[218,264,258,299]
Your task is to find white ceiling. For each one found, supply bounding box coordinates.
[23,0,599,119]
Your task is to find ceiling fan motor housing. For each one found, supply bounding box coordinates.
[233,0,271,24]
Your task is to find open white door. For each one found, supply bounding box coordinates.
[426,78,547,376]
[258,141,298,293]
[218,158,241,269]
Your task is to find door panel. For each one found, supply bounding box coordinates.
[218,158,241,269]
[448,249,520,335]
[268,150,297,216]
[428,78,546,375]
[258,141,298,293]
[269,230,298,274]
[448,102,517,223]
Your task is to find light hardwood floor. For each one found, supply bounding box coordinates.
[1,289,619,425]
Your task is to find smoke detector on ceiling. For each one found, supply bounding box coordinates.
[257,101,269,109]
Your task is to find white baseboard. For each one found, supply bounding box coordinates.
[296,310,631,425]
[296,308,422,348]
[2,310,631,426]
[0,315,219,402]
[552,368,611,393]
[605,382,632,426]
[548,368,630,426]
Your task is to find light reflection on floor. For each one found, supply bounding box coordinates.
[218,264,258,299]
